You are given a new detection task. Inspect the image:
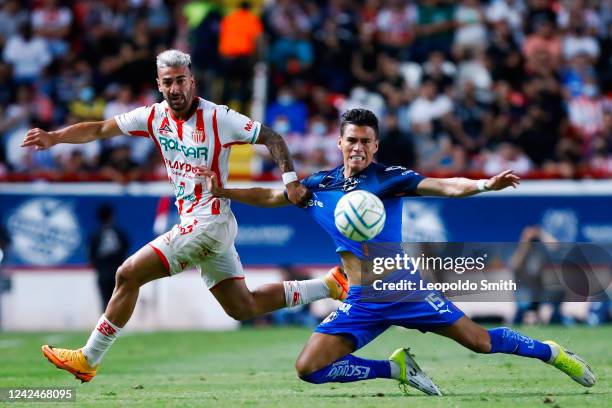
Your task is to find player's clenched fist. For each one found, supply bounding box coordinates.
[285,181,311,208]
[21,128,56,150]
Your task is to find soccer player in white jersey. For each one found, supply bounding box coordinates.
[21,49,348,382]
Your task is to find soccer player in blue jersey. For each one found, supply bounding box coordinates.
[199,109,595,395]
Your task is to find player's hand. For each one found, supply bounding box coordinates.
[21,128,55,150]
[485,169,520,191]
[285,181,312,208]
[194,166,223,197]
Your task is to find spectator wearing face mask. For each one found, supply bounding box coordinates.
[265,86,308,134]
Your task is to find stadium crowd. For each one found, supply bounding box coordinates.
[0,0,611,181]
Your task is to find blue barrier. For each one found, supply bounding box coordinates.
[1,184,611,266]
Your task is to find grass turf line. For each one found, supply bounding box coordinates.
[0,326,610,407]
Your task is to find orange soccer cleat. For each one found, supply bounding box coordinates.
[323,266,349,301]
[41,345,97,383]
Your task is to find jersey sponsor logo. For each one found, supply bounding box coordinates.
[165,159,199,175]
[159,136,209,159]
[97,321,117,337]
[385,166,407,172]
[326,361,371,380]
[159,117,173,135]
[307,198,324,208]
[244,120,254,132]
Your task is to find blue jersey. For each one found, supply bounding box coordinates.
[301,162,425,257]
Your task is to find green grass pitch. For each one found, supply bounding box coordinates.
[0,326,610,407]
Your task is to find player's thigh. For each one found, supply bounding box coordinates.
[117,243,170,286]
[431,315,491,353]
[295,332,356,376]
[209,275,252,317]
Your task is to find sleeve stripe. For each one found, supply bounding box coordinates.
[129,130,149,137]
[249,122,261,144]
[222,141,249,148]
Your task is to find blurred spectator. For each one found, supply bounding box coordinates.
[510,226,564,325]
[413,0,455,62]
[89,204,129,310]
[219,1,263,111]
[408,80,452,136]
[421,51,455,94]
[266,86,308,134]
[2,0,612,181]
[0,0,29,46]
[522,18,562,71]
[445,81,489,152]
[313,17,353,93]
[100,145,140,183]
[375,0,417,59]
[377,53,412,109]
[31,0,73,58]
[483,142,533,176]
[568,79,606,147]
[486,19,523,87]
[376,112,416,169]
[351,27,382,91]
[452,0,487,59]
[2,22,51,85]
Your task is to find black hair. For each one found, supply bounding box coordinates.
[340,109,379,138]
[97,204,115,224]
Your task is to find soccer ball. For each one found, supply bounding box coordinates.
[334,190,386,242]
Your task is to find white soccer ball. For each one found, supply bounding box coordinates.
[334,190,386,242]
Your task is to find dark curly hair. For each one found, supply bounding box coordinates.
[340,109,379,138]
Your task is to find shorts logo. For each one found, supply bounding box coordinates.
[321,311,337,324]
[97,321,117,337]
[338,303,352,315]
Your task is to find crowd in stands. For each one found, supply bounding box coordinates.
[0,0,611,182]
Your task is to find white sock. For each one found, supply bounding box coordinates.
[283,279,330,307]
[389,361,400,379]
[547,344,559,364]
[82,315,122,366]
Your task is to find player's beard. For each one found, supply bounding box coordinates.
[166,92,190,112]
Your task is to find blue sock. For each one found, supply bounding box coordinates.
[301,354,391,384]
[488,327,552,362]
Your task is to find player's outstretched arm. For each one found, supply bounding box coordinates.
[196,166,289,208]
[21,118,122,150]
[416,170,520,197]
[255,125,311,207]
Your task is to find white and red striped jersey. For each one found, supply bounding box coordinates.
[115,97,260,218]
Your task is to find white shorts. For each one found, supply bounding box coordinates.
[149,212,245,288]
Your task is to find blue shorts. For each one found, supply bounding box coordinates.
[315,286,464,351]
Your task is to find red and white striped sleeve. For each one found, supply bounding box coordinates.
[114,106,153,138]
[215,105,261,148]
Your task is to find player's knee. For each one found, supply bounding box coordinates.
[115,258,141,289]
[295,355,320,378]
[468,332,492,353]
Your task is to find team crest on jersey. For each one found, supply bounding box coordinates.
[159,116,173,135]
[343,177,360,192]
[192,128,205,143]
